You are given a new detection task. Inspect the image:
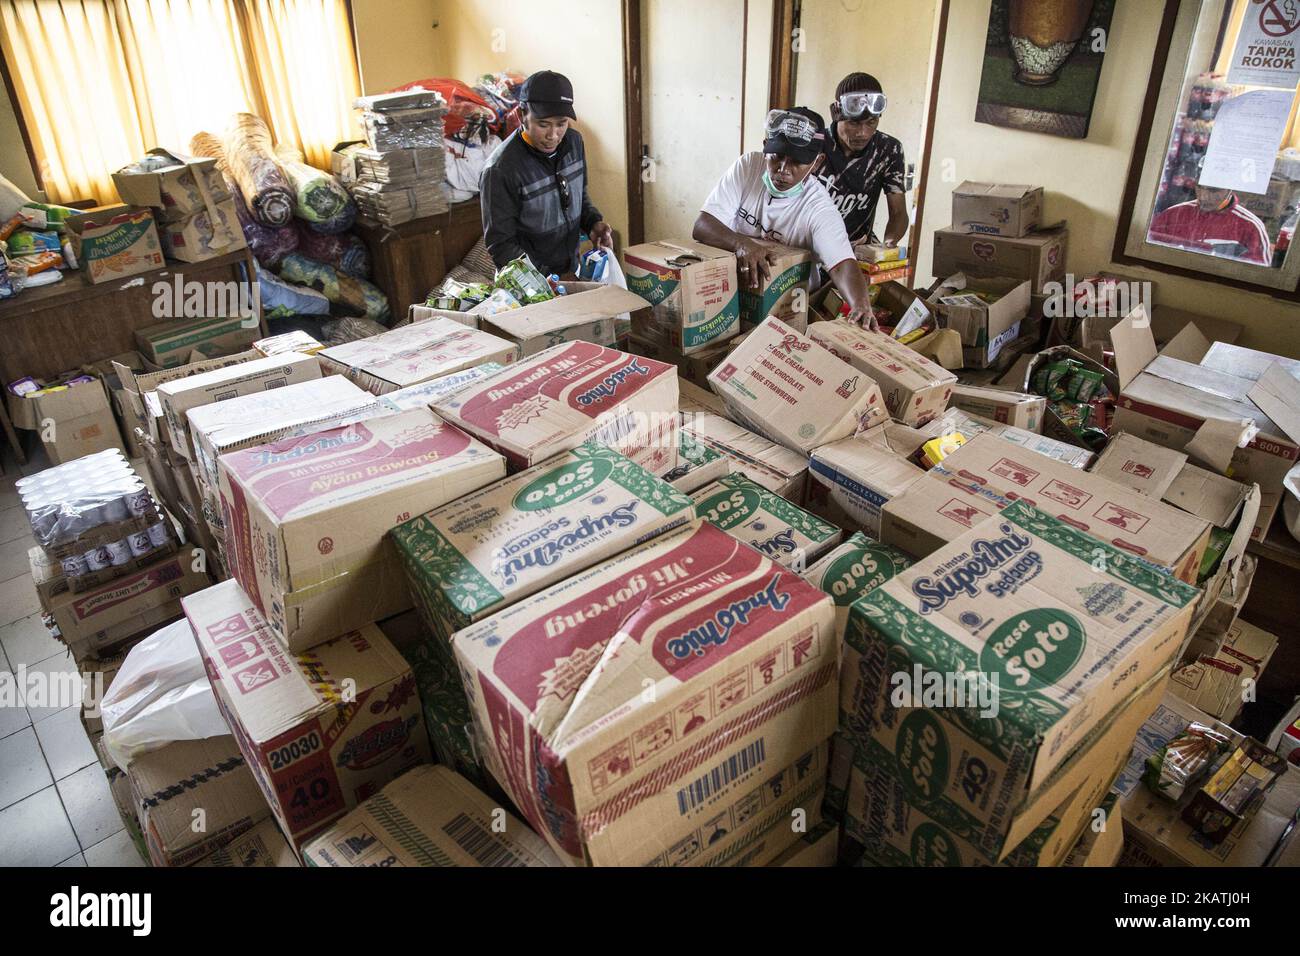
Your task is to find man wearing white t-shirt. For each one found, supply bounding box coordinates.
[693,107,875,328]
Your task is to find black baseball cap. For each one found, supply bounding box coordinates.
[763,107,829,165]
[521,70,577,120]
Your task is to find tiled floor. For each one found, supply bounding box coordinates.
[0,443,144,867]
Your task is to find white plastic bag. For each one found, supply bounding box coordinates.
[100,619,229,773]
[580,247,627,289]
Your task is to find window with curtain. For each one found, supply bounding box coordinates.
[1122,0,1300,292]
[0,0,362,204]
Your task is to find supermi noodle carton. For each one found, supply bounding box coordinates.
[840,500,1198,861]
[432,341,680,476]
[802,531,913,650]
[219,407,505,652]
[691,472,841,569]
[389,444,696,773]
[183,580,431,854]
[453,520,838,866]
[708,316,887,453]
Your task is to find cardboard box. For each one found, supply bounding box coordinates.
[432,341,680,476]
[806,427,927,537]
[1116,694,1300,866]
[930,275,1032,368]
[153,198,245,263]
[801,531,913,650]
[135,316,260,369]
[1110,312,1298,541]
[390,444,695,772]
[453,520,838,866]
[950,384,1045,432]
[254,331,324,358]
[316,318,519,395]
[1061,794,1122,867]
[677,377,729,417]
[1171,619,1279,722]
[1092,431,1188,498]
[842,501,1198,859]
[220,407,505,652]
[156,351,322,457]
[881,433,1213,582]
[183,580,432,852]
[111,150,232,223]
[65,205,164,284]
[680,412,810,501]
[868,281,933,340]
[627,333,737,391]
[375,363,504,414]
[641,743,828,867]
[691,472,841,569]
[188,375,379,488]
[1197,554,1256,639]
[28,377,125,465]
[932,225,1067,291]
[769,819,839,867]
[951,182,1043,238]
[738,242,814,332]
[624,240,740,351]
[1014,345,1121,450]
[193,817,299,867]
[303,765,560,867]
[114,351,259,444]
[919,407,1094,468]
[709,317,888,452]
[129,736,269,867]
[806,321,956,426]
[46,550,209,657]
[664,424,731,493]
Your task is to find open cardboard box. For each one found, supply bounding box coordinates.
[1110,308,1296,541]
[927,273,1031,369]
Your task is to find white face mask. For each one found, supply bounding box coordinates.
[763,168,806,199]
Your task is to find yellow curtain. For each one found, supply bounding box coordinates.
[0,0,361,204]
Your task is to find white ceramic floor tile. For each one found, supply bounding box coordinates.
[56,853,86,867]
[34,705,97,781]
[24,650,81,724]
[57,763,123,850]
[0,725,53,808]
[84,828,146,868]
[0,505,29,545]
[0,612,62,669]
[0,787,80,866]
[0,574,41,627]
[0,656,34,740]
[0,534,33,583]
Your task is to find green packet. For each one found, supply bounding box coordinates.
[1065,367,1105,403]
[1197,525,1235,583]
[495,255,555,305]
[1032,359,1077,401]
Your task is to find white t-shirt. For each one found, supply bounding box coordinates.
[701,151,856,272]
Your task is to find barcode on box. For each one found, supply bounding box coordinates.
[442,812,527,867]
[676,738,766,815]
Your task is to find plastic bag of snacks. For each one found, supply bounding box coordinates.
[1142,722,1232,801]
[426,276,493,311]
[494,255,554,305]
[1030,356,1113,450]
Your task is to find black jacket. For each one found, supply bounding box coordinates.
[480,128,603,276]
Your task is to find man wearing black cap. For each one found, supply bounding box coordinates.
[693,106,875,327]
[480,70,613,277]
[819,72,909,246]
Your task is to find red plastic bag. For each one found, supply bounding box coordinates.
[389,77,495,139]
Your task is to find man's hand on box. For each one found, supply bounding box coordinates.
[734,237,776,290]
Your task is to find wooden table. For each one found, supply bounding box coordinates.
[0,249,262,465]
[353,201,484,319]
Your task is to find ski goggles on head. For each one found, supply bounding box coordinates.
[838,90,887,119]
[765,109,821,146]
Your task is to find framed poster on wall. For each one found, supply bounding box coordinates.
[975,0,1117,138]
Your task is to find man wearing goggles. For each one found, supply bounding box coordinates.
[693,106,876,328]
[818,72,909,247]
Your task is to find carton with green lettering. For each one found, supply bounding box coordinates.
[840,499,1198,861]
[624,239,739,354]
[692,472,840,570]
[739,241,814,333]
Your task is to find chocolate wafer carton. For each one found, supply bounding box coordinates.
[841,500,1199,860]
[691,472,841,569]
[316,317,519,395]
[389,444,696,773]
[303,765,561,867]
[680,411,809,501]
[806,320,956,427]
[219,407,505,652]
[708,316,887,453]
[183,580,431,854]
[453,520,838,866]
[432,341,680,476]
